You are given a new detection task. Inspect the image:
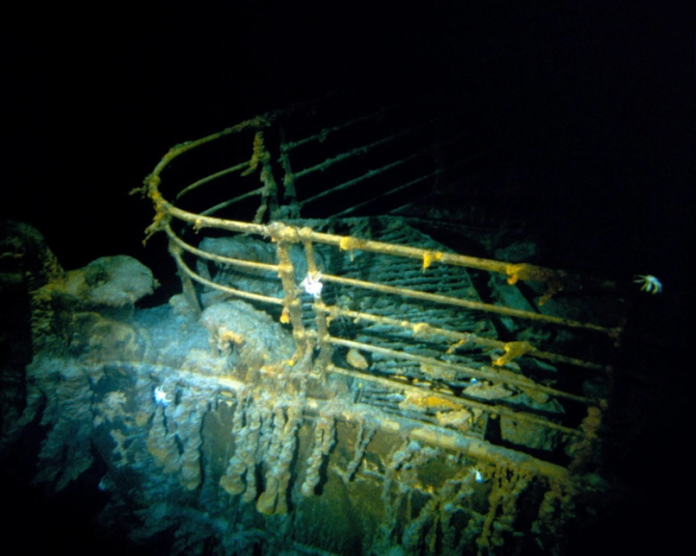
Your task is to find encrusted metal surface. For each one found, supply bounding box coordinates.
[302,216,498,373]
[0,97,628,555]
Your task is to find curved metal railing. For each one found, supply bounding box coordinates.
[135,98,624,477]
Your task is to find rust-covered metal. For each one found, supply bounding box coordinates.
[131,96,624,554]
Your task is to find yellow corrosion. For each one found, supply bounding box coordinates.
[493,341,535,366]
[422,250,443,271]
[339,236,367,261]
[400,390,462,412]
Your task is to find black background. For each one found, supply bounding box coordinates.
[2,4,691,277]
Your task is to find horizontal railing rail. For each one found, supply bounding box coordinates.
[137,101,622,476]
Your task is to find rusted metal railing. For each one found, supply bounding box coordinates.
[135,101,622,477]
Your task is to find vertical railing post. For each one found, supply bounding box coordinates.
[169,241,201,318]
[278,126,301,218]
[271,224,308,361]
[299,227,332,371]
